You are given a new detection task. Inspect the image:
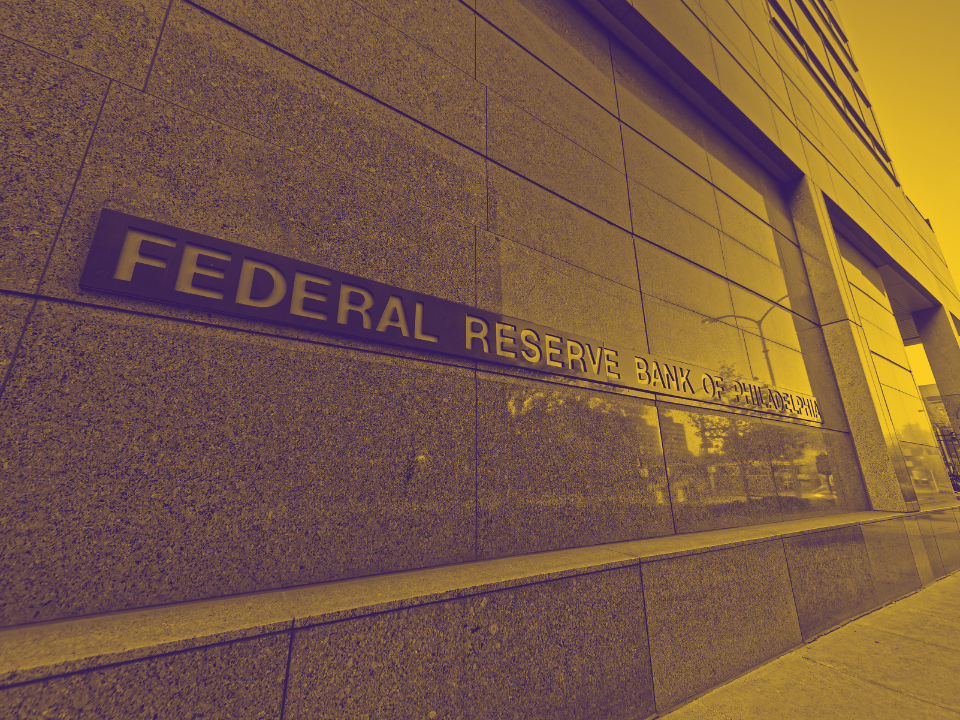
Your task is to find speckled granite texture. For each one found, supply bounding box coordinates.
[643,540,802,711]
[285,568,654,719]
[3,0,954,712]
[0,0,168,86]
[1,301,476,625]
[782,525,879,640]
[2,508,956,717]
[477,373,672,557]
[0,634,288,720]
[0,38,108,293]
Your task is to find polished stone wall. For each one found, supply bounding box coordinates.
[3,509,958,717]
[4,0,960,714]
[0,0,880,629]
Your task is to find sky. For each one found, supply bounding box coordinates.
[832,0,960,384]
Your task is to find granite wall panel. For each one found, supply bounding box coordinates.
[720,234,789,304]
[903,516,936,586]
[350,0,477,76]
[612,41,712,179]
[716,192,780,263]
[623,127,721,228]
[0,293,32,383]
[487,91,630,228]
[285,599,462,719]
[859,518,922,605]
[0,634,288,720]
[0,0,168,87]
[795,325,849,433]
[0,301,476,625]
[151,1,486,227]
[928,509,960,574]
[477,0,619,112]
[701,122,794,240]
[0,38,109,294]
[823,430,870,512]
[783,525,878,639]
[477,231,646,351]
[194,0,485,151]
[477,18,624,170]
[630,182,726,276]
[643,540,802,712]
[629,0,721,89]
[635,238,735,320]
[643,296,752,376]
[728,287,806,351]
[285,568,655,719]
[486,163,639,289]
[457,568,654,719]
[40,84,480,322]
[916,515,946,580]
[477,373,672,558]
[657,403,863,534]
[741,334,813,397]
[711,38,779,143]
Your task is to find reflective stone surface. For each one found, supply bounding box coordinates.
[902,443,956,508]
[487,163,638,289]
[917,515,946,579]
[644,540,801,711]
[478,18,623,169]
[154,0,486,225]
[903,516,937,586]
[928,510,960,574]
[644,297,752,377]
[1,301,476,625]
[636,238,735,319]
[478,231,646,351]
[488,90,630,228]
[479,0,618,112]
[859,518,922,605]
[285,568,655,719]
[478,374,672,557]
[658,403,866,534]
[782,525,877,640]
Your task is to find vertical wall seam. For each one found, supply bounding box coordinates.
[473,225,480,561]
[278,625,296,719]
[0,79,113,404]
[484,85,490,235]
[607,35,651,357]
[777,536,805,641]
[637,561,661,713]
[474,366,480,561]
[654,400,679,537]
[143,0,175,93]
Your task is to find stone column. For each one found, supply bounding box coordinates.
[789,177,919,511]
[915,306,960,442]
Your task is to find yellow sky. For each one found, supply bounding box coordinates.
[833,0,960,384]
[834,0,960,277]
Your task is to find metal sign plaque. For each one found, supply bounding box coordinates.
[80,209,822,423]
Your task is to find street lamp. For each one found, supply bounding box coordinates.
[701,295,789,387]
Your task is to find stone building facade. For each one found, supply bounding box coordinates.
[2,0,960,716]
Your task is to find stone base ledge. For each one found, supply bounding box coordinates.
[3,505,957,688]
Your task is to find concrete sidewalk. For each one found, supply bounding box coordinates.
[662,572,960,719]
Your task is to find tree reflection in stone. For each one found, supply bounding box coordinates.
[661,403,844,533]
